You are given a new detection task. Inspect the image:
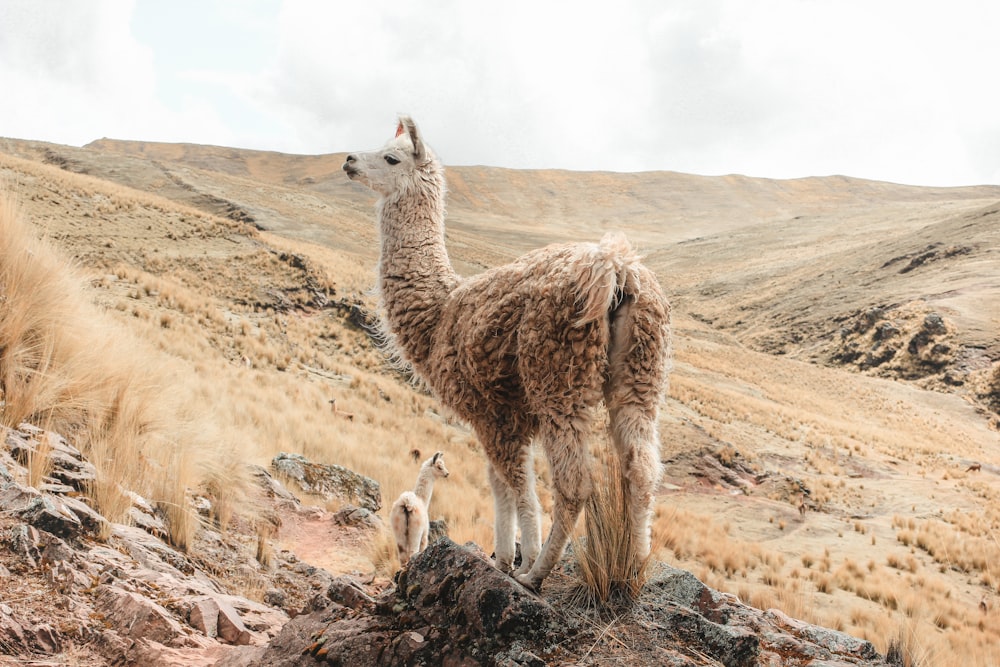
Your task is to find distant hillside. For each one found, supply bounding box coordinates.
[4,135,997,414]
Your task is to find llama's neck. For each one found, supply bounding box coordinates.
[377,186,460,367]
[413,467,438,506]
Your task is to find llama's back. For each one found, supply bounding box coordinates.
[426,233,665,428]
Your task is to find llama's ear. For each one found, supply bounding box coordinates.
[432,451,442,463]
[400,116,425,161]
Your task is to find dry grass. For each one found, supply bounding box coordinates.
[0,196,237,548]
[568,448,654,608]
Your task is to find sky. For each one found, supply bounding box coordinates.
[1,0,998,187]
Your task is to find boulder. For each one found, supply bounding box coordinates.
[94,585,186,644]
[237,539,558,666]
[189,597,220,638]
[271,453,381,512]
[6,426,97,490]
[0,485,82,538]
[215,596,252,646]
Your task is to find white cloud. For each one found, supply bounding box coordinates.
[0,0,998,185]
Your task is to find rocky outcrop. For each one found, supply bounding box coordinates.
[0,425,362,666]
[224,538,891,667]
[2,423,896,667]
[833,303,960,383]
[271,452,382,512]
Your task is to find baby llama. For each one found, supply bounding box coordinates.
[390,451,450,566]
[344,117,671,591]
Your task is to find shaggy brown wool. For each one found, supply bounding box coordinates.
[344,117,671,590]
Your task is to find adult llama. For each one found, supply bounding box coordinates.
[343,117,671,591]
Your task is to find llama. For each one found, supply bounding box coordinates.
[343,117,671,591]
[389,451,450,566]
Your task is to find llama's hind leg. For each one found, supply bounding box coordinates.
[610,407,663,561]
[488,462,518,573]
[515,423,592,591]
[513,452,542,576]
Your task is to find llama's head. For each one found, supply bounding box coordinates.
[424,451,449,479]
[343,116,441,198]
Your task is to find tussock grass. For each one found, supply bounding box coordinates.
[568,448,653,608]
[0,196,237,547]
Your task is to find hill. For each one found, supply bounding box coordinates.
[0,134,998,664]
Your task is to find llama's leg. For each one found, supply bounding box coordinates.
[513,452,542,576]
[515,423,592,591]
[488,462,518,573]
[609,406,663,561]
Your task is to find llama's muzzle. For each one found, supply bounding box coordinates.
[342,155,358,178]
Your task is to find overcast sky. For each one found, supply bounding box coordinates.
[1,0,998,186]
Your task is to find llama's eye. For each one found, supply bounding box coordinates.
[384,154,401,165]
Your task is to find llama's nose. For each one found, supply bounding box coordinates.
[342,155,356,172]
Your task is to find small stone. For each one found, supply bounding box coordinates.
[189,597,220,638]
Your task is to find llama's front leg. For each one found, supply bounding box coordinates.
[513,454,542,576]
[515,432,592,591]
[488,463,518,573]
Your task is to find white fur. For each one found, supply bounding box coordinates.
[389,451,449,566]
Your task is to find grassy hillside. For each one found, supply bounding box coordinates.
[1,136,999,664]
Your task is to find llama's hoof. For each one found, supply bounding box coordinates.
[514,572,540,593]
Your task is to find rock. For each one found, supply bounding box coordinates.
[0,485,82,538]
[644,563,884,666]
[215,597,252,646]
[128,490,169,537]
[765,609,881,663]
[189,597,220,638]
[327,575,376,612]
[4,524,42,568]
[428,518,449,543]
[271,452,382,512]
[922,312,947,335]
[249,464,299,504]
[6,427,97,490]
[0,605,27,652]
[215,594,288,635]
[332,504,381,529]
[60,494,110,536]
[247,538,558,666]
[94,585,187,644]
[32,623,61,654]
[263,588,286,608]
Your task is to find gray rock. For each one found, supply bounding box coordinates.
[332,504,381,529]
[249,464,299,504]
[271,452,381,512]
[0,485,82,538]
[327,575,376,612]
[245,539,557,666]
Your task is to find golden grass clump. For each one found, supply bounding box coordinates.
[0,196,236,548]
[568,447,654,608]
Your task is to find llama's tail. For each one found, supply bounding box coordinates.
[397,493,423,560]
[573,232,641,328]
[601,235,672,559]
